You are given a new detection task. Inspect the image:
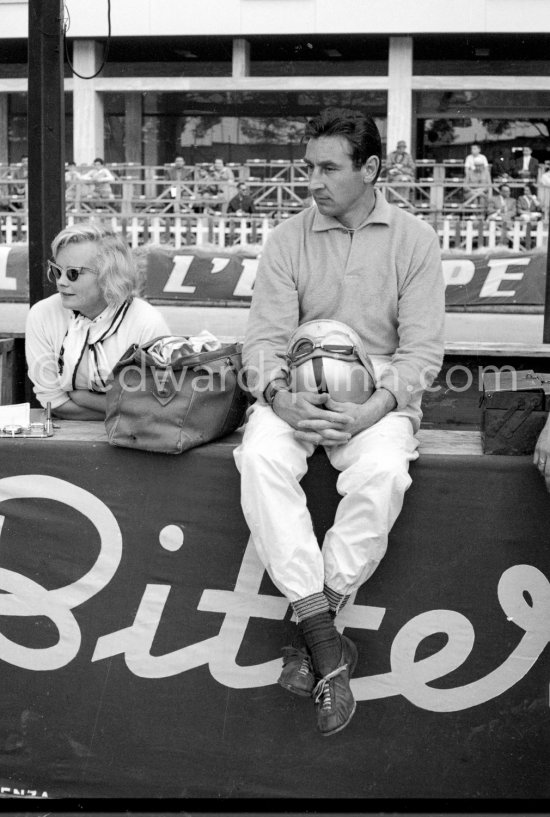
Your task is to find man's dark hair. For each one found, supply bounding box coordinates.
[304,108,382,180]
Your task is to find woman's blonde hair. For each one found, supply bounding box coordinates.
[51,223,139,307]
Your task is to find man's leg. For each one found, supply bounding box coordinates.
[323,413,418,606]
[234,405,356,734]
[234,405,321,601]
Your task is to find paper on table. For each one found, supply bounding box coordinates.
[0,402,31,429]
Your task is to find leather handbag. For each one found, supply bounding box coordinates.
[104,337,248,454]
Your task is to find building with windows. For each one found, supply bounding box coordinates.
[1,0,549,172]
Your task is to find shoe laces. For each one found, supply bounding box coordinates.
[297,656,311,677]
[282,646,312,675]
[313,664,347,711]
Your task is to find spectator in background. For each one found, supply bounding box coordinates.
[164,155,191,183]
[65,161,82,208]
[517,183,543,221]
[487,183,517,227]
[190,166,220,213]
[227,182,255,215]
[385,140,415,203]
[164,154,192,211]
[81,158,116,201]
[513,146,539,181]
[9,154,28,198]
[209,158,237,212]
[464,144,490,181]
[541,162,550,188]
[491,149,512,181]
[464,144,491,207]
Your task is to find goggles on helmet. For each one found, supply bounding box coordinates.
[286,320,376,404]
[288,338,357,364]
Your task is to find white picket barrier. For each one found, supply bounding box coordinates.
[0,211,546,252]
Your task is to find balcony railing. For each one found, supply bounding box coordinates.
[0,160,547,253]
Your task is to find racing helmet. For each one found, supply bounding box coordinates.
[286,319,376,404]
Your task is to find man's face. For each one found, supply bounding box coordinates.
[523,148,532,157]
[501,186,511,198]
[304,135,367,223]
[472,145,480,156]
[175,157,184,167]
[397,141,407,151]
[238,184,248,195]
[214,159,223,171]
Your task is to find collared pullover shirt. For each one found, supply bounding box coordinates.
[243,189,445,432]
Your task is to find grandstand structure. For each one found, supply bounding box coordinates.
[0,0,549,249]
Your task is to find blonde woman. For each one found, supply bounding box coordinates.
[26,223,170,420]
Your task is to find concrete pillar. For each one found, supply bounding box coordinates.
[124,93,142,164]
[72,40,104,163]
[233,38,250,78]
[387,36,413,157]
[0,94,8,165]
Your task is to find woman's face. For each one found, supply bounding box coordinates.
[54,240,108,319]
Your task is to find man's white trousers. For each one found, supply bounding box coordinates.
[233,404,418,603]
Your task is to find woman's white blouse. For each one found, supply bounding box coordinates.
[25,293,171,408]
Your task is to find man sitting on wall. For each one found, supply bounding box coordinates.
[234,108,445,737]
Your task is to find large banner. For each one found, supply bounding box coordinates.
[0,244,547,307]
[0,436,549,798]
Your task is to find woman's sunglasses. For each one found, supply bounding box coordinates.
[47,260,98,283]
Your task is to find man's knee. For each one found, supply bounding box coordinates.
[236,431,304,479]
[342,449,412,491]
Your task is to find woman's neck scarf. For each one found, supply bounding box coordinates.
[58,301,130,393]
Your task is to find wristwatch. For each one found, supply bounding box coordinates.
[264,379,290,407]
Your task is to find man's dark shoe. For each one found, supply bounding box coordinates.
[312,635,358,736]
[278,646,315,697]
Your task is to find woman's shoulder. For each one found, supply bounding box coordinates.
[127,297,163,317]
[27,292,64,321]
[26,294,68,340]
[126,297,169,330]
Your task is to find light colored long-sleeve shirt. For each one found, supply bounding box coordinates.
[26,293,170,409]
[243,189,445,432]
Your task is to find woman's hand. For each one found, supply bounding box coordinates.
[534,415,550,492]
[51,390,106,420]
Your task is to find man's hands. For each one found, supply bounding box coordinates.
[273,388,397,447]
[534,416,550,492]
[272,390,352,447]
